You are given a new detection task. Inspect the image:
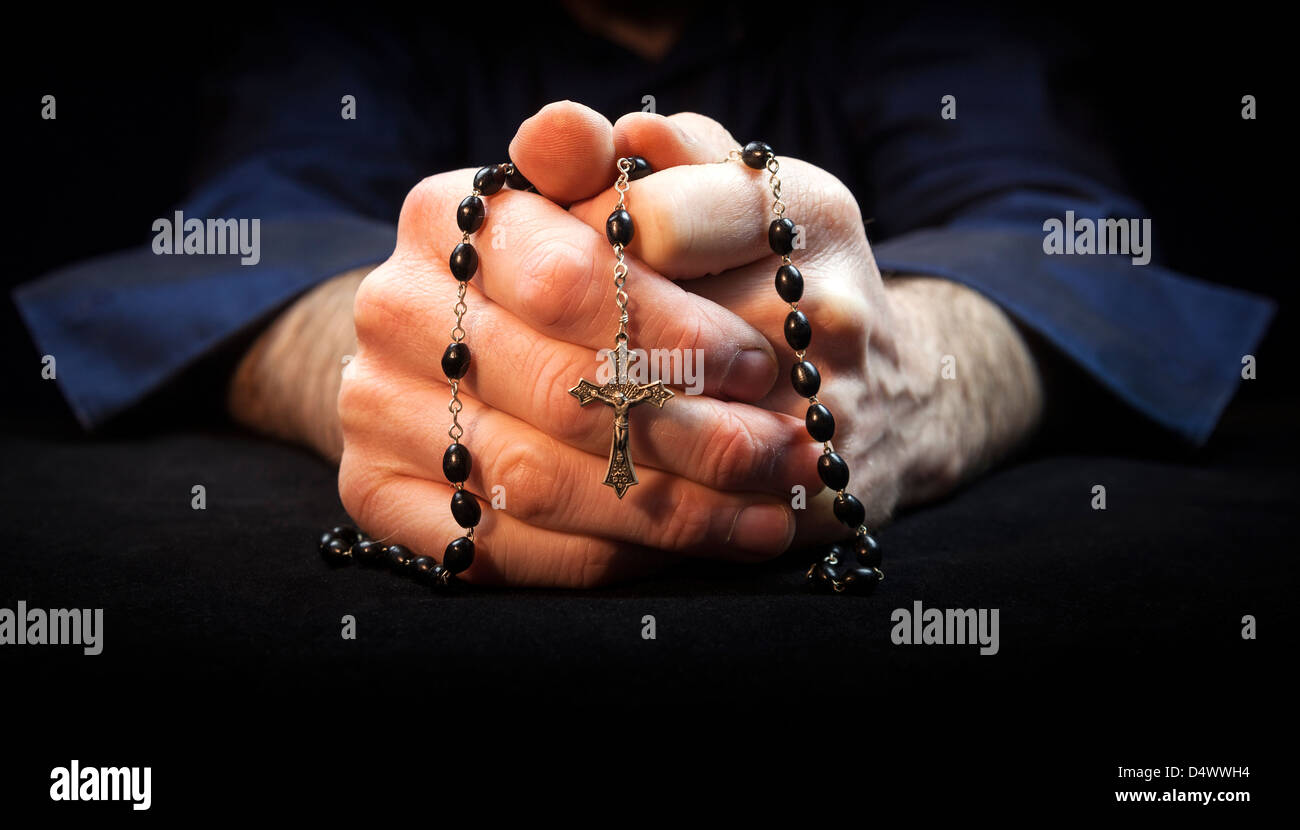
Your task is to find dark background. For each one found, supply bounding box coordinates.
[2,1,1292,816]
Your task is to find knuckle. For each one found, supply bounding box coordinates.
[515,234,601,329]
[658,486,714,551]
[490,432,562,523]
[807,279,871,353]
[528,349,588,440]
[352,265,406,342]
[337,358,404,439]
[338,449,390,528]
[395,173,461,252]
[641,294,705,364]
[336,369,371,434]
[700,408,767,489]
[792,162,862,238]
[565,538,618,589]
[353,260,442,346]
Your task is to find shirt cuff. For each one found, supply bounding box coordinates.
[873,226,1275,445]
[13,214,396,429]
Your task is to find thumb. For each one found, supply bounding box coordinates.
[507,101,617,206]
[613,111,742,170]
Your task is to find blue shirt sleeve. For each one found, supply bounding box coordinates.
[13,22,434,429]
[847,18,1274,445]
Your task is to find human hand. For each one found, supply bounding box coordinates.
[552,107,1045,541]
[335,104,841,587]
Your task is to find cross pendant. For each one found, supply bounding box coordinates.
[568,338,674,498]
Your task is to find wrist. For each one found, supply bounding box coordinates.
[884,276,1044,502]
[227,267,371,462]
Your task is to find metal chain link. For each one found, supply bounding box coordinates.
[767,155,785,218]
[448,380,464,442]
[613,157,634,338]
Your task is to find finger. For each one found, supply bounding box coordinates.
[343,385,800,562]
[688,253,875,393]
[345,329,822,496]
[507,101,617,206]
[612,111,740,169]
[337,464,675,587]
[569,153,857,281]
[388,176,780,401]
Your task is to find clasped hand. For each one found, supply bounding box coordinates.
[334,103,1042,586]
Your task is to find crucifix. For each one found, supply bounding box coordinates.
[569,336,674,498]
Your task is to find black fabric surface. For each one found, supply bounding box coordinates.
[4,402,1293,687]
[3,402,1293,815]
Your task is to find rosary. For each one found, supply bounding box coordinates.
[318,143,884,594]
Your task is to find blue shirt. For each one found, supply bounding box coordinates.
[12,11,1273,444]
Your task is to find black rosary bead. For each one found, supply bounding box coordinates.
[784,310,812,350]
[442,443,472,483]
[854,532,881,568]
[505,160,533,191]
[833,493,866,529]
[791,360,821,397]
[806,403,835,441]
[473,164,506,196]
[319,531,352,563]
[820,543,850,583]
[809,543,879,594]
[411,555,438,580]
[385,544,415,569]
[769,218,797,255]
[450,490,482,528]
[817,451,850,490]
[441,342,471,380]
[742,141,773,169]
[606,208,635,246]
[627,156,653,181]
[449,242,478,282]
[354,539,386,565]
[840,565,881,594]
[330,525,360,548]
[444,536,475,574]
[457,195,486,233]
[775,264,803,303]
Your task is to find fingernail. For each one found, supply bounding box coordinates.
[727,504,794,559]
[719,348,778,401]
[672,120,698,146]
[772,440,827,496]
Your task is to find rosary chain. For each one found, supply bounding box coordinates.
[734,142,884,593]
[448,276,469,444]
[613,157,634,337]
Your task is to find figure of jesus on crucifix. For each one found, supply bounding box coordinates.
[569,336,674,498]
